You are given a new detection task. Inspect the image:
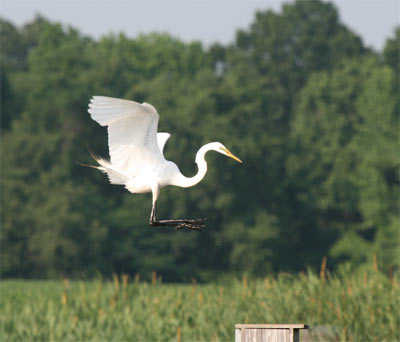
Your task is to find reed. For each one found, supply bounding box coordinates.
[1,268,398,342]
[319,256,327,282]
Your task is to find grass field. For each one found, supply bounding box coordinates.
[1,267,399,341]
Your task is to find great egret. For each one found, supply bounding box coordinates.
[83,96,242,231]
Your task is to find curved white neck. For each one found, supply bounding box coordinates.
[175,143,213,188]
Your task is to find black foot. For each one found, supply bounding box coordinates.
[150,218,207,232]
[175,219,206,231]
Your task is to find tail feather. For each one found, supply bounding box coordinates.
[86,144,101,163]
[77,145,130,185]
[75,160,100,169]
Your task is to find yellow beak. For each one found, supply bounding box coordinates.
[221,147,243,163]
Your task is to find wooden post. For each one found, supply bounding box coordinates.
[235,324,309,342]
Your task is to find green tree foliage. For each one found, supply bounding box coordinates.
[0,69,17,130]
[206,0,368,273]
[0,16,51,129]
[383,26,399,73]
[289,56,399,269]
[1,0,398,280]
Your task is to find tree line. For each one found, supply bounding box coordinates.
[1,0,399,281]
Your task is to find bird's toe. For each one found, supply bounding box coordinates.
[175,222,203,231]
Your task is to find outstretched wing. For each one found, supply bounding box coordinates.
[88,96,164,178]
[156,133,170,153]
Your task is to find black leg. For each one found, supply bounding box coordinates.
[149,203,206,231]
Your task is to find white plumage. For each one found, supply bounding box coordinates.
[85,96,242,230]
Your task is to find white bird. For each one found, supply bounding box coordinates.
[83,96,242,231]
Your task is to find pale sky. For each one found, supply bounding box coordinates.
[1,0,399,51]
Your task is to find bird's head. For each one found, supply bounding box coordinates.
[212,142,243,163]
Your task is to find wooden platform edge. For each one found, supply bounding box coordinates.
[235,324,309,329]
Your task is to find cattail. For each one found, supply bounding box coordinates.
[122,274,129,300]
[368,306,375,324]
[177,327,181,342]
[347,283,353,296]
[98,308,103,319]
[134,273,140,283]
[372,253,378,272]
[110,295,116,309]
[198,291,203,305]
[62,278,69,305]
[71,315,78,328]
[336,306,341,320]
[61,290,68,305]
[242,273,248,299]
[191,278,197,297]
[370,310,375,325]
[122,274,128,289]
[219,287,224,303]
[388,266,393,284]
[80,282,86,303]
[97,279,103,294]
[152,271,157,286]
[342,327,347,341]
[320,256,327,282]
[113,273,120,294]
[264,277,271,289]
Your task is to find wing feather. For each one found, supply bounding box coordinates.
[88,96,163,178]
[157,133,171,153]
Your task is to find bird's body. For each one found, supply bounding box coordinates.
[85,96,242,230]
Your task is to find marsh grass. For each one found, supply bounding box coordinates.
[1,268,398,341]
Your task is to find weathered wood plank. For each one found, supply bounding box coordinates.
[235,328,242,342]
[265,328,290,342]
[235,324,308,342]
[235,324,308,329]
[245,329,257,342]
[256,328,262,342]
